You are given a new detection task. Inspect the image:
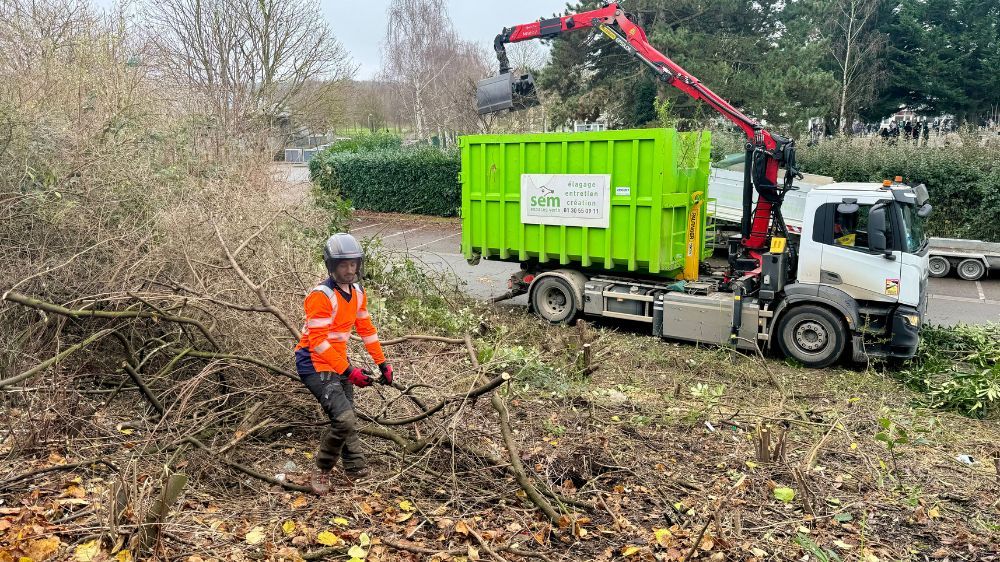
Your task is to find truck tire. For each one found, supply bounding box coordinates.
[928,256,951,278]
[776,305,846,368]
[956,258,986,281]
[530,276,578,324]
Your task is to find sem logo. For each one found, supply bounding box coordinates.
[529,184,559,208]
[530,195,560,207]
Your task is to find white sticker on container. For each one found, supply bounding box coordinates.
[520,174,611,228]
[616,186,631,197]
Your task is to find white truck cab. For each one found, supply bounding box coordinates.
[781,181,931,362]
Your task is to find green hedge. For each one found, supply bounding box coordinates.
[325,131,402,153]
[797,140,1000,242]
[310,148,461,217]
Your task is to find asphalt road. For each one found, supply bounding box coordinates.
[346,211,1000,327]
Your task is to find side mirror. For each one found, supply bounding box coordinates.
[868,204,894,259]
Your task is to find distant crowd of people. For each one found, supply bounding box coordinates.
[805,117,999,147]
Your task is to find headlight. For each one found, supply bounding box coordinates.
[901,313,921,327]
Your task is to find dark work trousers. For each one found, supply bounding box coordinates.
[299,372,366,471]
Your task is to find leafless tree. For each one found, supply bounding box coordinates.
[143,0,356,149]
[823,0,885,134]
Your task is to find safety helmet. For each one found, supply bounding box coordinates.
[323,233,364,283]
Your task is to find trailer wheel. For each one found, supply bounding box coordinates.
[956,258,986,281]
[928,256,951,278]
[776,305,846,368]
[531,276,578,324]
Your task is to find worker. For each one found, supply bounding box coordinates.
[294,233,394,494]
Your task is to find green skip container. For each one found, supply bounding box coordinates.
[460,128,712,277]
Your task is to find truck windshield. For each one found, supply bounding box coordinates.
[899,203,928,253]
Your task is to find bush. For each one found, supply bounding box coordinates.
[898,324,1000,418]
[310,148,461,216]
[798,140,1000,241]
[326,131,402,153]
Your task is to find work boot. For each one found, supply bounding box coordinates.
[310,470,332,494]
[344,466,370,480]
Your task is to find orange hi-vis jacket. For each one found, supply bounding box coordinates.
[294,278,385,375]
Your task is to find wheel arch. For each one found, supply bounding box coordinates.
[770,284,860,345]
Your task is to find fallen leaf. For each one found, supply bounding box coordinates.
[245,527,266,545]
[65,485,86,499]
[116,550,134,562]
[118,427,134,435]
[773,487,795,503]
[700,535,715,551]
[395,512,413,523]
[359,502,374,515]
[359,533,370,547]
[751,547,768,557]
[467,546,480,561]
[850,442,858,450]
[928,506,941,519]
[316,531,342,546]
[398,500,414,512]
[24,537,61,561]
[332,517,349,526]
[621,545,642,556]
[455,520,470,536]
[282,520,296,536]
[74,539,101,561]
[654,528,673,548]
[347,545,367,558]
[290,495,308,509]
[833,540,853,550]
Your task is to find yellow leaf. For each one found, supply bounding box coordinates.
[654,528,673,548]
[245,526,266,545]
[74,540,101,562]
[332,517,349,526]
[395,512,413,523]
[347,559,364,562]
[621,546,642,556]
[928,506,941,519]
[700,535,715,551]
[24,537,61,561]
[65,485,86,499]
[304,452,314,459]
[282,520,296,535]
[398,500,414,512]
[454,520,470,536]
[347,545,367,558]
[116,550,133,562]
[316,531,342,546]
[745,461,758,469]
[359,533,370,547]
[118,427,134,435]
[467,546,480,561]
[850,442,858,450]
[290,495,308,509]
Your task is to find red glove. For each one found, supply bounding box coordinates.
[378,363,393,385]
[343,365,373,387]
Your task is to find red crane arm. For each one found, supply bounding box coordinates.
[493,3,799,254]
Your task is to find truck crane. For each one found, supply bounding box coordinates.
[470,3,932,367]
[476,3,802,284]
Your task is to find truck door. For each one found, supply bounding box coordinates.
[816,200,902,302]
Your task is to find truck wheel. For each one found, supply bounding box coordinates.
[956,258,985,281]
[531,276,578,324]
[776,306,846,368]
[928,256,951,278]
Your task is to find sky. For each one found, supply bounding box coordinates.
[324,0,570,80]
